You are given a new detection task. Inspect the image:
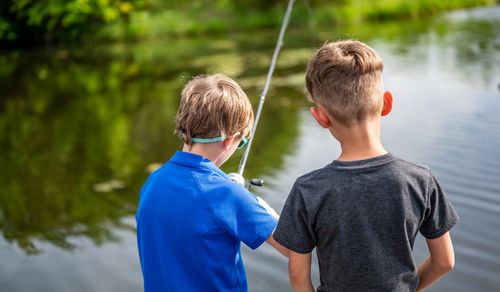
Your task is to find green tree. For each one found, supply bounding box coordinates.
[0,0,136,44]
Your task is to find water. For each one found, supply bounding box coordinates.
[1,5,500,292]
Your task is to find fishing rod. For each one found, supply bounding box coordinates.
[234,0,296,185]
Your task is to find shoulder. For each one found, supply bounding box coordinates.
[140,164,177,194]
[385,156,440,196]
[390,155,433,179]
[295,165,333,187]
[192,171,257,205]
[392,156,430,171]
[290,165,334,202]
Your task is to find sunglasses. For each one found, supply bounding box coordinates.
[237,136,248,149]
[191,135,249,150]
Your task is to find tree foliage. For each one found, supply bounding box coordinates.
[0,0,137,44]
[0,0,293,45]
[1,0,496,46]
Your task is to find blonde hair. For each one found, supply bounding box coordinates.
[305,40,384,127]
[175,74,254,144]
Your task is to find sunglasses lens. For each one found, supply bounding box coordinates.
[237,137,248,149]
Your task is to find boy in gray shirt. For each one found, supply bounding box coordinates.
[273,40,458,291]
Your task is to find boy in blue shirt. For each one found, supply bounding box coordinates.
[136,74,288,292]
[274,40,458,291]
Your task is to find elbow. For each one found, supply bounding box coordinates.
[436,256,455,273]
[289,272,309,288]
[442,259,455,272]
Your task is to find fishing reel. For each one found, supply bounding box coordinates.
[228,173,264,189]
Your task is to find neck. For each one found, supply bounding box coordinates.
[333,119,387,161]
[182,143,224,167]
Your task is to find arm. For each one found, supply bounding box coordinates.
[267,232,290,257]
[256,197,290,257]
[288,251,314,292]
[416,231,455,291]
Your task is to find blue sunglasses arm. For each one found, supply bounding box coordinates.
[191,137,225,143]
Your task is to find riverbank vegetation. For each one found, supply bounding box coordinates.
[0,0,498,46]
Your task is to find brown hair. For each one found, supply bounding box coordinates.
[175,74,254,144]
[305,40,384,127]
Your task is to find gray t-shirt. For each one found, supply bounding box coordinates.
[274,153,458,292]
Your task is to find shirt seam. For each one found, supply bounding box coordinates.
[328,157,398,172]
[421,212,458,239]
[191,171,233,235]
[192,170,272,248]
[332,152,392,163]
[425,169,432,215]
[273,231,314,254]
[190,171,242,288]
[247,221,276,250]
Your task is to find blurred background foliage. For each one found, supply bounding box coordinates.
[0,0,497,46]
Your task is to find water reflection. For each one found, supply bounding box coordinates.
[0,33,305,254]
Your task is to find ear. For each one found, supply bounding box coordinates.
[381,91,393,116]
[222,132,240,151]
[310,106,331,128]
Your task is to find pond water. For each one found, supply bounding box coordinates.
[1,5,500,292]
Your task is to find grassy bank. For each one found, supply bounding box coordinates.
[1,0,498,45]
[99,0,497,42]
[319,0,498,23]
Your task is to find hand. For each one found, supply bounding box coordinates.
[227,172,246,186]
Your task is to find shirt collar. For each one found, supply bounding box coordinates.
[169,151,228,178]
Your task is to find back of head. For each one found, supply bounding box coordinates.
[305,40,384,127]
[175,74,254,144]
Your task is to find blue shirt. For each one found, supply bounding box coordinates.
[136,151,277,292]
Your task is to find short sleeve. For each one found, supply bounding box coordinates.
[273,182,316,253]
[200,180,277,250]
[419,172,459,239]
